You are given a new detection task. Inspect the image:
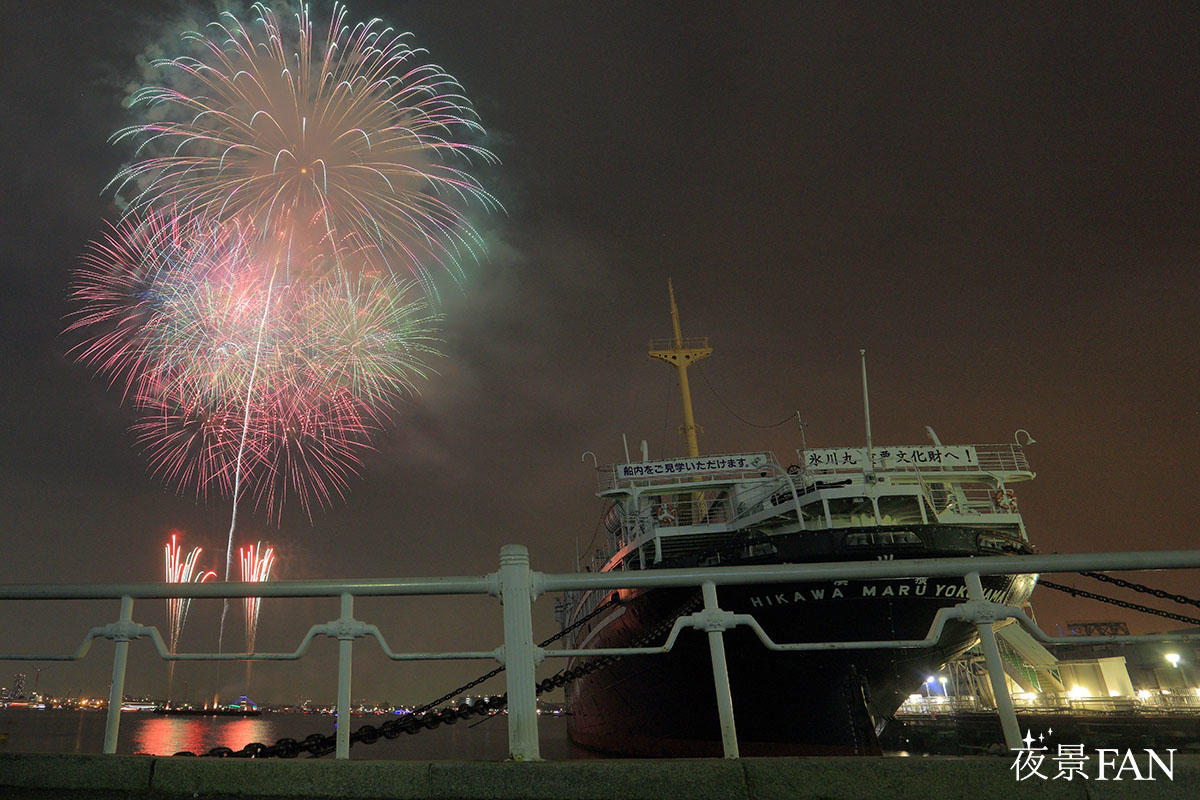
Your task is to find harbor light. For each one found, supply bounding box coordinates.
[1165,653,1181,667]
[1068,685,1089,699]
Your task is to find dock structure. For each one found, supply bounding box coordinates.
[4,752,1198,799]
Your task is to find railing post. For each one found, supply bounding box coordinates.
[336,593,354,760]
[103,595,134,754]
[701,581,739,758]
[964,572,1022,750]
[499,544,541,760]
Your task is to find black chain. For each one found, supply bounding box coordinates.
[1078,571,1200,610]
[1038,579,1200,628]
[174,594,628,759]
[531,591,704,696]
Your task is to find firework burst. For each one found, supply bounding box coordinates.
[72,228,442,518]
[72,4,495,702]
[110,1,500,293]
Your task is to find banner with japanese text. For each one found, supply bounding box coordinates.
[617,453,770,480]
[803,445,978,471]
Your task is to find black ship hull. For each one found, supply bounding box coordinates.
[564,531,1036,757]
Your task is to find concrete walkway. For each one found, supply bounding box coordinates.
[1,752,1196,799]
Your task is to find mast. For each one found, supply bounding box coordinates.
[648,279,711,458]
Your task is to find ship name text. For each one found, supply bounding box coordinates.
[746,580,1008,608]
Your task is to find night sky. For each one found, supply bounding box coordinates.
[2,1,1198,706]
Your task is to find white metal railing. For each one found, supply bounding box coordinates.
[3,546,1200,761]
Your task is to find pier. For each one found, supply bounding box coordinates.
[4,752,1197,799]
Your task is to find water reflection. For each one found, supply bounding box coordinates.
[131,716,274,755]
[1,709,578,759]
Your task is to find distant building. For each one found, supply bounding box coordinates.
[900,624,1200,713]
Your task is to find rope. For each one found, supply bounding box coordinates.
[695,364,794,429]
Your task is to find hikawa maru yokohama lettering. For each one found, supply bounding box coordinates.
[747,580,1009,608]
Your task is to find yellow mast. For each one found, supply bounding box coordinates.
[648,279,712,458]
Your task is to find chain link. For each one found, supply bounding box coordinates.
[1077,571,1200,610]
[1038,579,1200,628]
[174,593,630,758]
[175,569,1199,758]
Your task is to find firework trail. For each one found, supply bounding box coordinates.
[239,541,275,652]
[239,541,276,695]
[163,532,216,703]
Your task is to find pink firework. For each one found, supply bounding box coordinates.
[163,531,216,653]
[70,211,440,521]
[67,210,253,403]
[239,541,276,653]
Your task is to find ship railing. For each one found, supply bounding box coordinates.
[974,444,1032,474]
[3,547,1200,762]
[647,336,710,353]
[642,492,735,529]
[928,484,1023,516]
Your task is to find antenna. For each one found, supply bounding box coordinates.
[860,349,873,474]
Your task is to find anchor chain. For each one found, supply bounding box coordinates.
[1038,579,1200,628]
[175,593,631,758]
[1077,571,1200,610]
[532,591,704,695]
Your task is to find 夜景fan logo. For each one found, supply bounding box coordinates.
[1011,728,1175,782]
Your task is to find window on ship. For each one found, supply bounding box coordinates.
[800,498,825,528]
[877,494,926,525]
[826,496,876,527]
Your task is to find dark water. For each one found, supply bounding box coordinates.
[0,709,593,761]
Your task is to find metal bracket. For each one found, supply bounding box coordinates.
[492,644,546,666]
[323,617,370,641]
[692,608,738,633]
[957,600,1011,625]
[98,620,146,643]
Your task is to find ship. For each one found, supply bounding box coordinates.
[154,696,261,716]
[557,283,1038,756]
